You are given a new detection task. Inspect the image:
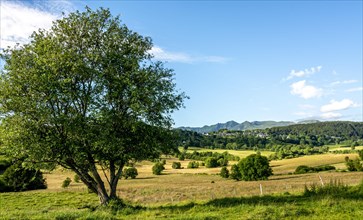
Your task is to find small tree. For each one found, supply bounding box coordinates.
[2,162,47,191]
[205,157,219,168]
[229,164,241,180]
[172,162,181,169]
[187,161,199,169]
[152,163,165,175]
[358,150,363,160]
[123,167,138,179]
[217,158,228,167]
[220,167,229,178]
[74,174,80,183]
[62,177,72,188]
[238,154,273,181]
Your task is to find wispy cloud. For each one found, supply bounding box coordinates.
[320,99,356,112]
[149,46,228,63]
[0,1,74,49]
[345,87,363,92]
[290,80,323,99]
[330,79,358,86]
[320,112,342,119]
[284,66,322,81]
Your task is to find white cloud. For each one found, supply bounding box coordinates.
[0,1,74,49]
[299,104,315,110]
[330,79,358,86]
[149,46,227,63]
[284,66,322,81]
[290,80,323,99]
[320,99,355,112]
[320,112,342,119]
[346,87,363,92]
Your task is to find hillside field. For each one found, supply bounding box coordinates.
[1,147,363,219]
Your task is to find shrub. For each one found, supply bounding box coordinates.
[178,154,185,161]
[74,174,80,183]
[205,157,219,168]
[295,165,336,174]
[359,150,363,160]
[172,162,181,169]
[220,167,229,178]
[161,159,166,165]
[238,154,273,181]
[229,164,241,180]
[187,161,199,169]
[217,158,228,167]
[345,157,363,171]
[0,159,11,174]
[152,162,165,175]
[123,167,138,179]
[1,162,47,192]
[62,177,72,188]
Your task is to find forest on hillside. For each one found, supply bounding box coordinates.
[176,121,363,159]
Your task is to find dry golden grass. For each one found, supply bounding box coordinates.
[186,147,274,158]
[43,150,363,206]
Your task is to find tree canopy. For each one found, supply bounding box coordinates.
[238,154,273,181]
[0,7,186,204]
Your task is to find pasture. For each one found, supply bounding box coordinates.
[1,148,363,219]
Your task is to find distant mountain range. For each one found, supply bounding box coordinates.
[178,120,320,133]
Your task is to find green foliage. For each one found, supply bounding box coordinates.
[345,157,362,171]
[123,167,138,179]
[238,154,273,181]
[152,163,165,175]
[161,159,167,165]
[205,157,219,168]
[217,158,228,166]
[62,177,72,188]
[303,180,349,197]
[0,7,186,204]
[178,154,185,161]
[220,167,229,178]
[229,164,241,180]
[187,161,199,169]
[358,150,363,160]
[73,175,80,183]
[172,162,181,169]
[295,165,336,174]
[0,159,11,174]
[1,162,47,192]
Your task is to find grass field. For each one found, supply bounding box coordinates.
[1,148,363,219]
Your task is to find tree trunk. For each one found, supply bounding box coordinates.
[97,185,110,205]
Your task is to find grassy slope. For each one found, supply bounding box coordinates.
[1,186,363,219]
[1,147,363,219]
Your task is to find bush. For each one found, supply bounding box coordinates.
[152,162,165,175]
[229,164,241,180]
[1,162,47,192]
[238,154,273,181]
[345,157,363,171]
[172,162,181,169]
[74,174,80,183]
[161,159,166,165]
[205,157,219,168]
[178,154,185,161]
[187,161,199,169]
[0,159,11,174]
[220,167,229,178]
[217,158,228,167]
[62,177,72,188]
[123,167,138,179]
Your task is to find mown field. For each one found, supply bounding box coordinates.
[1,147,363,219]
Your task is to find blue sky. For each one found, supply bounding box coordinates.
[1,0,362,127]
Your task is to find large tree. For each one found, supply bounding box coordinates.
[0,8,186,204]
